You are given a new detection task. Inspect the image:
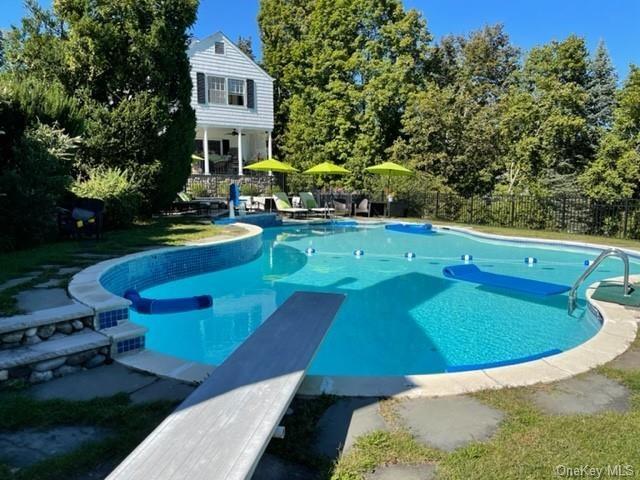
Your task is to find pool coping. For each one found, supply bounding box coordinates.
[73,221,639,397]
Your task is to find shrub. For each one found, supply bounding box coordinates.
[72,167,142,228]
[0,118,76,251]
[188,183,209,198]
[240,183,262,196]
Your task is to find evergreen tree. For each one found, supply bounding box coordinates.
[580,66,640,200]
[4,0,198,211]
[587,40,618,130]
[237,36,255,60]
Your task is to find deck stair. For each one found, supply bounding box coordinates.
[107,291,345,480]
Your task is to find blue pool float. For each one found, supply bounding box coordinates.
[442,264,570,296]
[385,223,435,235]
[124,289,213,314]
[446,349,562,372]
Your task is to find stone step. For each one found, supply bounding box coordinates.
[0,330,109,370]
[0,303,94,335]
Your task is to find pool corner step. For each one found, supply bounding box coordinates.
[101,322,148,358]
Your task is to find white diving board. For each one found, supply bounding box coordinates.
[107,291,345,480]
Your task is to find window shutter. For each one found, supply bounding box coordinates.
[246,79,255,109]
[196,72,206,104]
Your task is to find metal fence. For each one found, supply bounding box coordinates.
[419,192,640,239]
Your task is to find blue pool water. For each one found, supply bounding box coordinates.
[131,224,639,376]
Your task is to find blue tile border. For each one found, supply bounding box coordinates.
[99,232,263,297]
[117,336,145,354]
[98,308,128,329]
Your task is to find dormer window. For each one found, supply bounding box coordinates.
[214,41,225,54]
[228,79,245,106]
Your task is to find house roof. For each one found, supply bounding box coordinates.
[188,31,274,81]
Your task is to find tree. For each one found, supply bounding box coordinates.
[5,0,198,211]
[261,0,431,189]
[392,25,519,196]
[587,40,618,131]
[237,36,255,60]
[580,66,640,200]
[497,36,592,195]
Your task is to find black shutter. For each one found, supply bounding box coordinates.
[222,139,230,155]
[196,72,206,104]
[246,79,255,109]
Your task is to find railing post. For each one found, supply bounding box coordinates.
[435,192,440,219]
[561,196,567,231]
[510,196,515,226]
[469,196,474,224]
[623,199,629,238]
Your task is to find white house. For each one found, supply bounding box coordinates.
[188,32,274,175]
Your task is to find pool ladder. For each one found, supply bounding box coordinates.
[568,248,632,314]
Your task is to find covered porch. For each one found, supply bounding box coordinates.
[194,125,273,176]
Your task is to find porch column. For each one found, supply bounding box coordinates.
[237,128,243,175]
[268,131,273,159]
[203,127,210,175]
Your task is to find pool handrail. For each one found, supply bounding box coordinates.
[568,247,631,314]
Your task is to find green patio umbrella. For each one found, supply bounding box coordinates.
[246,159,299,210]
[303,162,351,176]
[365,161,412,217]
[303,162,351,209]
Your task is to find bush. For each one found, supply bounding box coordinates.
[240,183,262,196]
[188,183,209,198]
[0,118,76,251]
[72,167,142,229]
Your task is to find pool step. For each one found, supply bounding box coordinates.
[101,322,148,357]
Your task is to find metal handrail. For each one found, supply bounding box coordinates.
[568,248,632,314]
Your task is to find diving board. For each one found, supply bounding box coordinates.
[443,264,570,297]
[107,291,345,480]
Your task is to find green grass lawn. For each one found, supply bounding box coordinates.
[0,217,243,316]
[422,218,640,251]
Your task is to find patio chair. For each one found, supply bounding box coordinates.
[333,199,351,216]
[354,198,371,217]
[272,192,308,218]
[57,196,105,240]
[300,192,334,217]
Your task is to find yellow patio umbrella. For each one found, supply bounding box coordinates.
[303,162,351,207]
[365,161,412,216]
[245,159,299,210]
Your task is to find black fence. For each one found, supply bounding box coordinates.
[419,193,640,239]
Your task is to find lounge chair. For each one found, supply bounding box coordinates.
[354,198,371,217]
[300,192,334,217]
[273,192,308,217]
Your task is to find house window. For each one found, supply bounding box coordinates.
[228,79,245,106]
[207,76,226,104]
[214,41,225,54]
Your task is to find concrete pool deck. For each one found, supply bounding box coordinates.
[68,221,640,398]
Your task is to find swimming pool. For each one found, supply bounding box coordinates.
[129,223,639,377]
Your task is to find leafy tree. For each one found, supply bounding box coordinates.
[497,36,592,195]
[261,0,431,189]
[236,36,255,60]
[5,0,198,212]
[580,66,640,200]
[392,25,518,195]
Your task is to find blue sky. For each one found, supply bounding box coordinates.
[3,0,639,79]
